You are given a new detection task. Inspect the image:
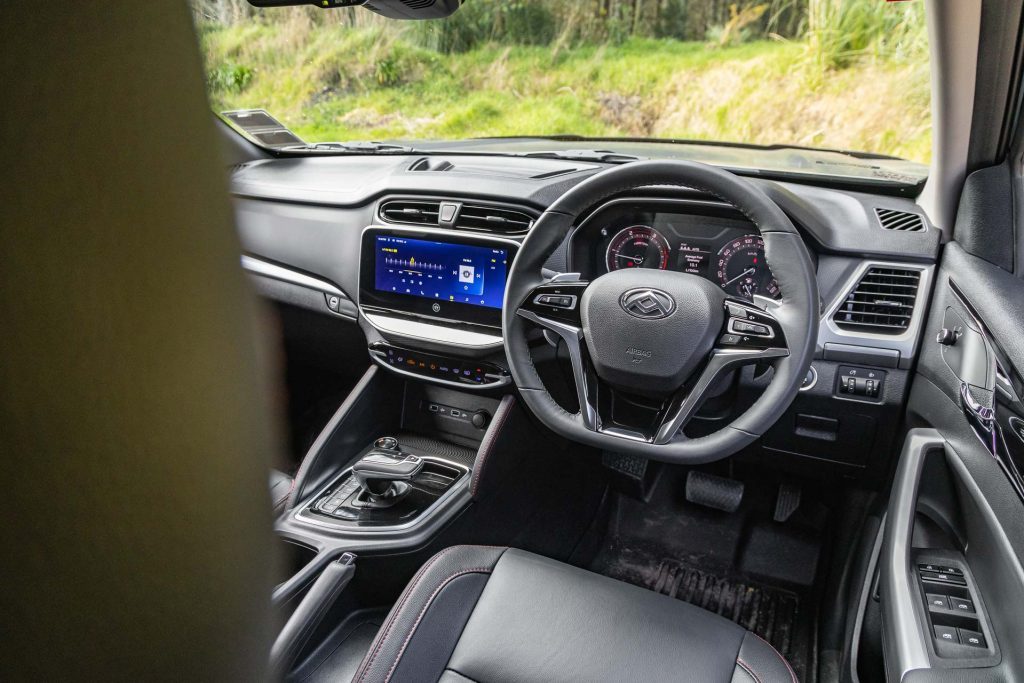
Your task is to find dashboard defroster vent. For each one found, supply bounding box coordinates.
[456,204,535,234]
[379,199,441,226]
[875,208,926,232]
[832,266,921,335]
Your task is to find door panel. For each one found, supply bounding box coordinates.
[879,240,1024,681]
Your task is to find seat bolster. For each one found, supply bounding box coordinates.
[352,545,507,683]
[732,631,799,683]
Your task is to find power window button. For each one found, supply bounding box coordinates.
[925,594,948,610]
[933,625,959,644]
[958,629,986,648]
[949,597,974,614]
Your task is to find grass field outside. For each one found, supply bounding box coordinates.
[198,14,931,162]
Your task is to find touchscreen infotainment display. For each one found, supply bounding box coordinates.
[373,235,510,309]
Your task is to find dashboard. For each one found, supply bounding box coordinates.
[569,199,782,301]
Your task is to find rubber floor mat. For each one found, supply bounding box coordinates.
[649,560,802,658]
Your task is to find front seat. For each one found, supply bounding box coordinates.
[353,545,797,683]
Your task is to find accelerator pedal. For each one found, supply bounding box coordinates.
[685,471,743,513]
[773,482,802,522]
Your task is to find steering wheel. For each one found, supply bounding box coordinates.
[503,161,818,464]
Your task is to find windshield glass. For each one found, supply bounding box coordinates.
[193,0,930,175]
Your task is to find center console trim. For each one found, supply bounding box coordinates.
[293,454,471,535]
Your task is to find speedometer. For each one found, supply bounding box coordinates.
[715,234,780,299]
[605,226,671,272]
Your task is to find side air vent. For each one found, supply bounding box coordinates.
[456,204,535,234]
[875,208,926,232]
[379,199,441,226]
[832,266,921,335]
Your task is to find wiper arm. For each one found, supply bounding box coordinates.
[521,149,642,163]
[281,141,419,154]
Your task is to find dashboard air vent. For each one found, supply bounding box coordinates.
[456,204,535,234]
[875,208,925,232]
[379,199,441,226]
[832,266,921,335]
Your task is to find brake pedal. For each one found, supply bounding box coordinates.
[774,482,801,522]
[685,471,743,512]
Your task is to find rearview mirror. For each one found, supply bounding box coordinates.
[246,0,461,19]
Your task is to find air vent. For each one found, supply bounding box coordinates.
[456,204,534,234]
[875,208,925,232]
[832,266,921,335]
[379,199,441,226]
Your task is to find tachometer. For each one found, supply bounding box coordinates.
[605,226,671,272]
[715,234,780,299]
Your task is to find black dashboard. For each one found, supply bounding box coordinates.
[231,152,941,477]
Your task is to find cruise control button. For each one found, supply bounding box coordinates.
[925,594,948,610]
[949,597,974,613]
[958,628,986,648]
[718,334,742,345]
[933,625,959,644]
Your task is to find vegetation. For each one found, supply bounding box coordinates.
[192,0,931,162]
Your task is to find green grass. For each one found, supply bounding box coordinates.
[199,22,932,162]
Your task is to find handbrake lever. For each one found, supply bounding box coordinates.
[269,552,357,679]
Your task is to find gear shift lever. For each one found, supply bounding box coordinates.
[352,437,424,507]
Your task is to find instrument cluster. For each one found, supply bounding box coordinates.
[571,200,782,301]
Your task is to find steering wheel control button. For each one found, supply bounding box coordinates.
[958,629,986,648]
[925,594,949,611]
[933,625,960,645]
[533,293,577,309]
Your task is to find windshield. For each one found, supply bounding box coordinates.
[193,0,930,177]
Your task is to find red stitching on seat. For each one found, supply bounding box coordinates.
[353,545,506,683]
[736,658,763,683]
[383,567,493,682]
[353,546,459,682]
[753,633,798,683]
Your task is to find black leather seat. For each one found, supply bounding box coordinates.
[353,545,797,683]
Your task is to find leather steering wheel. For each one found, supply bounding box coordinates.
[503,161,818,464]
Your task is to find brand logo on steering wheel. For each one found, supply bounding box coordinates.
[619,288,676,319]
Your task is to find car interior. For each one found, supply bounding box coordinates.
[5,1,1024,682]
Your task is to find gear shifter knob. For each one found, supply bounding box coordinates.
[374,436,400,451]
[352,450,424,504]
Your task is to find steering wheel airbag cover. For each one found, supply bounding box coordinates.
[581,269,725,395]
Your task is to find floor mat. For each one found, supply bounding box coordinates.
[588,470,828,682]
[596,543,814,682]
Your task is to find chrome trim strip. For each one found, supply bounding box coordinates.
[240,255,346,298]
[363,312,503,348]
